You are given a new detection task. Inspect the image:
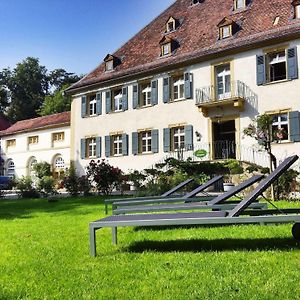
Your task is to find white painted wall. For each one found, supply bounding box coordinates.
[1,125,70,178]
[71,39,300,174]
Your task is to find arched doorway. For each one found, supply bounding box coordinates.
[52,155,65,179]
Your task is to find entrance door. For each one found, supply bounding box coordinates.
[212,120,236,159]
[216,64,231,100]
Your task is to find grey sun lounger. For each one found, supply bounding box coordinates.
[104,178,194,214]
[110,175,223,212]
[89,155,300,256]
[113,175,266,215]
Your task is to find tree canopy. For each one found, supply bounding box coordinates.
[0,57,82,123]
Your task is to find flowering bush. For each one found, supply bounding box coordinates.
[86,160,123,195]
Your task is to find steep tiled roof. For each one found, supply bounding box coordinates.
[67,0,300,92]
[0,111,70,136]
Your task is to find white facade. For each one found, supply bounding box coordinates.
[1,125,70,178]
[70,39,300,174]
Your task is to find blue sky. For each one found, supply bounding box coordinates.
[0,0,174,75]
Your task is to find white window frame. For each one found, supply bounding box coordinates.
[113,91,123,112]
[7,160,15,178]
[172,127,185,151]
[271,113,289,141]
[105,60,114,71]
[173,76,185,101]
[221,25,231,39]
[266,50,287,82]
[295,5,300,18]
[235,0,245,10]
[140,131,152,154]
[55,157,65,169]
[141,84,152,107]
[162,43,171,56]
[88,138,97,158]
[113,135,123,156]
[89,95,97,116]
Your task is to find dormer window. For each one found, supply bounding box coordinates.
[104,54,119,72]
[218,18,238,40]
[234,0,246,10]
[191,0,202,5]
[293,1,300,18]
[166,17,177,33]
[160,37,175,56]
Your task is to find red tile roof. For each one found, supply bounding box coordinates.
[67,0,300,93]
[0,112,70,136]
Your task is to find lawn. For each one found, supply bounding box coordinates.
[0,196,299,300]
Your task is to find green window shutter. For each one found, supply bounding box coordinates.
[289,111,300,142]
[122,134,128,156]
[256,55,266,86]
[151,129,159,153]
[81,96,87,118]
[184,72,193,99]
[132,132,138,155]
[163,77,170,103]
[96,92,102,115]
[96,137,102,158]
[132,84,139,109]
[81,138,86,159]
[185,125,193,150]
[163,128,171,152]
[151,80,158,106]
[287,47,298,80]
[122,87,128,111]
[105,136,111,157]
[105,91,111,114]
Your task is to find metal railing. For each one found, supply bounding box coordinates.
[150,142,270,169]
[196,80,253,105]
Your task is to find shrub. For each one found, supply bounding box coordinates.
[63,165,80,196]
[16,176,39,198]
[86,160,123,195]
[276,169,299,199]
[37,176,56,197]
[33,162,51,179]
[78,176,91,196]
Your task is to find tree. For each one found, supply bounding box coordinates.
[48,69,81,91]
[0,57,49,122]
[39,84,72,116]
[0,86,9,114]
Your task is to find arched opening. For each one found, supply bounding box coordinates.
[27,157,37,177]
[6,160,15,178]
[52,155,65,179]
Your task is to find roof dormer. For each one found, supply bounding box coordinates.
[104,54,120,72]
[217,17,239,39]
[159,36,178,57]
[165,17,178,33]
[292,0,300,19]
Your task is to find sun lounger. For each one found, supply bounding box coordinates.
[90,155,300,256]
[104,178,194,214]
[110,175,223,212]
[113,175,265,215]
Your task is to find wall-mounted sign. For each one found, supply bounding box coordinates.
[194,149,208,158]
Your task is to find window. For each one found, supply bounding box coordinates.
[112,135,123,156]
[88,94,97,116]
[113,89,123,112]
[6,160,15,178]
[28,158,37,176]
[87,138,97,158]
[141,82,152,106]
[55,157,65,169]
[192,0,202,5]
[172,127,185,151]
[166,17,177,33]
[28,136,39,145]
[220,25,232,39]
[216,64,231,100]
[139,131,152,154]
[105,60,114,71]
[173,75,185,101]
[267,51,287,82]
[53,132,65,142]
[6,139,16,148]
[271,113,289,141]
[162,43,171,56]
[296,5,300,18]
[234,0,245,10]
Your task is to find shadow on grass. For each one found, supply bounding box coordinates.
[0,195,119,220]
[126,237,300,253]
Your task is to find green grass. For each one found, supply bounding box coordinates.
[0,196,299,300]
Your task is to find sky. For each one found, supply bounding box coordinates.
[0,0,174,76]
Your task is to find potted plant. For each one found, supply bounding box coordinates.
[223,159,244,192]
